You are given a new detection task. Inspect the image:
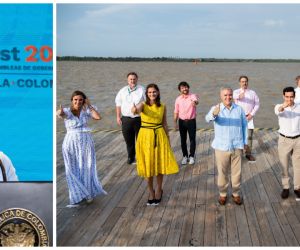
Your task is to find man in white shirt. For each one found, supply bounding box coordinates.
[0,151,18,181]
[274,86,300,199]
[294,75,300,104]
[115,72,145,164]
[233,76,260,162]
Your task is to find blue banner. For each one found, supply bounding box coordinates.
[0,4,53,181]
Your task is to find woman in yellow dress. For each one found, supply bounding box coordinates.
[132,83,179,206]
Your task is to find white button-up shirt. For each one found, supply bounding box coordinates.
[274,103,300,137]
[0,152,18,181]
[115,85,145,118]
[295,87,300,104]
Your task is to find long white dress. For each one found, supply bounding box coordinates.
[62,107,106,205]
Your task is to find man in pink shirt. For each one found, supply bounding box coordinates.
[233,76,260,162]
[174,82,199,165]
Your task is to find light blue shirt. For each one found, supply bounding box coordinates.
[205,103,248,151]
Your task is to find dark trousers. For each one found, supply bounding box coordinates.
[121,116,141,160]
[179,118,196,157]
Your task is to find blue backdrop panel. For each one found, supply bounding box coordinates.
[0,4,53,181]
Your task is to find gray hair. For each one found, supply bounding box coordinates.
[220,87,233,94]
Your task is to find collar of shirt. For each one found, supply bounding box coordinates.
[181,94,191,99]
[220,102,235,111]
[128,86,137,94]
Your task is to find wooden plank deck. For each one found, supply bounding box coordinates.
[56,129,300,246]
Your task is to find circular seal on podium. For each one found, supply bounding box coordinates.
[0,208,49,247]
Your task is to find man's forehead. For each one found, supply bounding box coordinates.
[284,92,295,96]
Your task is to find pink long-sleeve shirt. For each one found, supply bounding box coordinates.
[233,88,260,116]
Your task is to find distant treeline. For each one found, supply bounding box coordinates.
[57,56,300,63]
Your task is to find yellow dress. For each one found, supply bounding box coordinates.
[136,103,179,178]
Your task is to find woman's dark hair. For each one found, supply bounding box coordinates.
[283,86,295,96]
[145,83,161,107]
[70,90,87,114]
[71,90,87,102]
[178,81,190,91]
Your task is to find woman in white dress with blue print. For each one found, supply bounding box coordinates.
[57,90,107,207]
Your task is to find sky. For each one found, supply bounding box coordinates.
[57,4,300,59]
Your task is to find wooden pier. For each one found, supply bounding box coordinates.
[56,129,300,246]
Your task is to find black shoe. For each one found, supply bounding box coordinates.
[281,189,289,199]
[147,199,156,206]
[294,189,300,198]
[127,158,134,164]
[154,190,163,205]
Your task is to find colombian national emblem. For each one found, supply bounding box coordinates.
[0,208,49,247]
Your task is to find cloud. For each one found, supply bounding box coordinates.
[84,5,133,19]
[263,19,285,28]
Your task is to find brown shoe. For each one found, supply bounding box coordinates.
[232,195,243,205]
[246,154,256,162]
[218,196,227,205]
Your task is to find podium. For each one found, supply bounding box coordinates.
[0,182,52,246]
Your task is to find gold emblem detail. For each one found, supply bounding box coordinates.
[0,208,49,247]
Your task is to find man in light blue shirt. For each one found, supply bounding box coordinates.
[0,152,18,182]
[206,87,248,205]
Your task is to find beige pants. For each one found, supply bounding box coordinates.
[215,149,242,197]
[278,136,300,190]
[246,129,254,155]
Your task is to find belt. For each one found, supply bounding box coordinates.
[179,118,196,121]
[280,133,300,139]
[141,121,163,147]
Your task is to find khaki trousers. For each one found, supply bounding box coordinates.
[246,129,254,154]
[278,136,300,190]
[215,149,242,197]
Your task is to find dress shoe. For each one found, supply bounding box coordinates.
[147,199,157,206]
[246,154,256,162]
[294,189,300,199]
[232,195,243,205]
[147,190,157,206]
[154,190,163,205]
[281,189,289,199]
[218,196,227,205]
[127,158,135,164]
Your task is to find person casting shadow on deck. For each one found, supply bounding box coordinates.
[274,86,300,200]
[132,83,179,206]
[206,87,248,206]
[57,90,107,207]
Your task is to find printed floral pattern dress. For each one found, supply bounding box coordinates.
[62,107,106,205]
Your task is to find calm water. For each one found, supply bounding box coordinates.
[57,61,300,132]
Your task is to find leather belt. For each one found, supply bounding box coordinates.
[280,133,300,139]
[179,118,196,121]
